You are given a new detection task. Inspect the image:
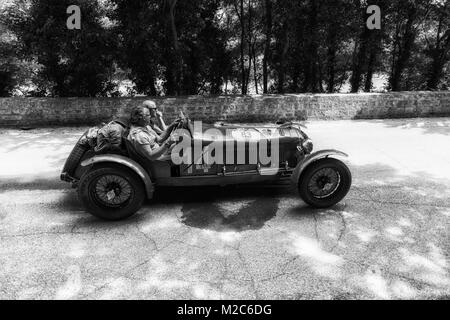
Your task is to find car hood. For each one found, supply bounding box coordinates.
[191,123,306,142]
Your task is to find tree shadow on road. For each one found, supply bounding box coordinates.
[353,118,450,136]
[278,161,450,300]
[3,160,449,300]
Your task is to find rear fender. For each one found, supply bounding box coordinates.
[81,155,154,199]
[291,149,349,184]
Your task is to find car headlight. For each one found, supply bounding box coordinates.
[300,139,313,154]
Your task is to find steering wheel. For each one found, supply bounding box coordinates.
[177,111,194,137]
[170,112,194,140]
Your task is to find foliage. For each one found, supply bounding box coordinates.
[110,0,232,95]
[0,0,448,96]
[2,0,117,97]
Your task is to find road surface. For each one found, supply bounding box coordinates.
[0,118,449,299]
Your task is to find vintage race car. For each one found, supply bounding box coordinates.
[61,116,352,221]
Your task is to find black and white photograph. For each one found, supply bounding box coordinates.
[0,0,449,304]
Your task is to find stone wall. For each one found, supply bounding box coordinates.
[0,91,449,127]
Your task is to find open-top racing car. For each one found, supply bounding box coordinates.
[61,114,352,221]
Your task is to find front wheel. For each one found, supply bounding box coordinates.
[298,158,352,208]
[78,165,146,220]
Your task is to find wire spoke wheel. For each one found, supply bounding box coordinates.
[93,174,133,207]
[78,165,146,221]
[307,167,341,198]
[298,158,352,209]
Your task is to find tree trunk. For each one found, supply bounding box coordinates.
[326,28,337,93]
[164,0,182,95]
[364,50,376,92]
[302,0,320,93]
[225,74,229,94]
[263,0,272,93]
[325,0,340,93]
[147,76,157,96]
[350,1,372,93]
[350,28,370,92]
[426,38,449,90]
[165,61,176,95]
[246,0,253,93]
[238,0,247,94]
[388,6,418,91]
[252,44,259,94]
[246,50,252,93]
[426,8,450,90]
[277,21,289,93]
[364,29,382,92]
[364,0,387,92]
[290,69,300,92]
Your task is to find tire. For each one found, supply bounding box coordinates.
[62,142,90,176]
[78,165,146,221]
[298,158,352,208]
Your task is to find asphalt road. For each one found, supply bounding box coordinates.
[0,118,449,300]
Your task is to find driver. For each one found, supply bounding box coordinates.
[127,104,180,161]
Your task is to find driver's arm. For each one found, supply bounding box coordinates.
[151,122,164,135]
[154,120,180,144]
[138,140,173,160]
[156,112,167,131]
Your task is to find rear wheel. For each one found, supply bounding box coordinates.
[298,158,351,208]
[78,165,146,220]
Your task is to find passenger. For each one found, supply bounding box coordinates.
[142,100,166,135]
[127,104,179,161]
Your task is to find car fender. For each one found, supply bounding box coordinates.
[291,149,349,184]
[81,155,154,198]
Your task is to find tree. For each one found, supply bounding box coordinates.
[349,0,374,93]
[110,0,162,95]
[5,0,118,97]
[0,6,40,97]
[112,0,231,96]
[2,0,449,97]
[387,0,432,91]
[363,0,388,92]
[0,23,18,96]
[424,1,449,90]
